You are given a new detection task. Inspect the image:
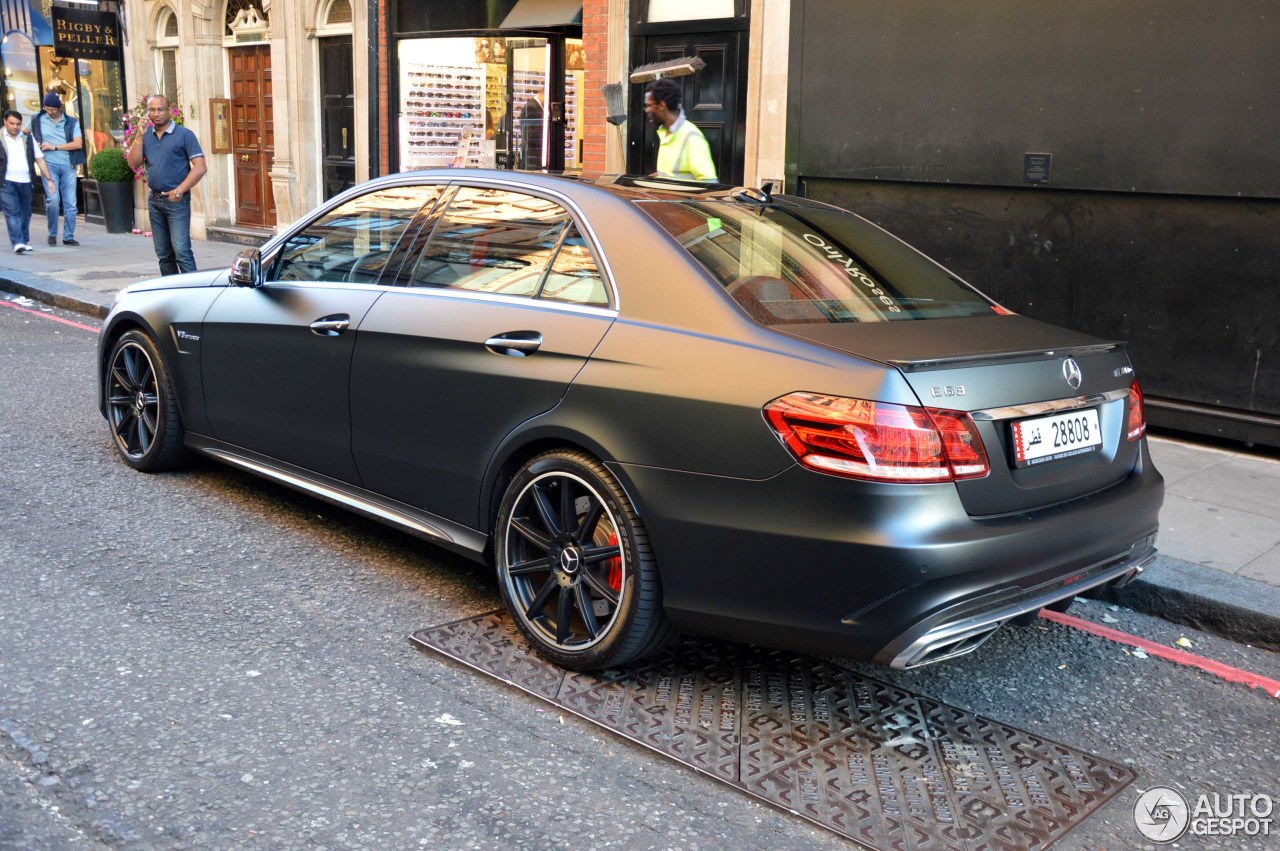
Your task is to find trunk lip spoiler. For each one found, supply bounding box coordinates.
[888,342,1123,372]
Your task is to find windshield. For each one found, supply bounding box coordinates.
[636,200,999,324]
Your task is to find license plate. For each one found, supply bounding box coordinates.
[1011,408,1101,467]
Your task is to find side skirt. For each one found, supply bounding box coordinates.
[185,434,489,562]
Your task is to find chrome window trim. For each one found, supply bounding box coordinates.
[970,388,1128,421]
[258,280,619,318]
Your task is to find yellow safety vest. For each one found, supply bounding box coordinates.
[656,114,718,183]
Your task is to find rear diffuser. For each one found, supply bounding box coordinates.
[410,612,1136,849]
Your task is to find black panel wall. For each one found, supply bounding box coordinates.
[788,0,1280,446]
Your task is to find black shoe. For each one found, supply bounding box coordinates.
[62,238,79,246]
[48,235,56,245]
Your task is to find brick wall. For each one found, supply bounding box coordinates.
[582,0,609,173]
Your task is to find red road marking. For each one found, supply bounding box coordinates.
[1040,608,1280,701]
[0,298,101,333]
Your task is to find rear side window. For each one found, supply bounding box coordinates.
[270,186,438,284]
[637,200,996,324]
[407,187,570,298]
[539,225,608,307]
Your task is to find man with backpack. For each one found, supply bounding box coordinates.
[29,92,84,246]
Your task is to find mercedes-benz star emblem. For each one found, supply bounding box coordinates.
[1062,357,1083,390]
[559,548,581,574]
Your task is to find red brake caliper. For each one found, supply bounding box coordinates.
[606,532,622,592]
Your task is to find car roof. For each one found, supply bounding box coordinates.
[354,169,824,210]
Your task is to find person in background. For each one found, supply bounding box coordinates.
[643,78,718,183]
[0,109,57,254]
[29,92,84,246]
[126,94,207,275]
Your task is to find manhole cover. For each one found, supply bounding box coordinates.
[412,613,1136,849]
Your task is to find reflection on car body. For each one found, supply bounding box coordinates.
[97,170,1162,672]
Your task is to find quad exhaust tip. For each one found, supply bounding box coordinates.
[888,549,1157,669]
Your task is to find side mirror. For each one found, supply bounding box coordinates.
[230,248,262,288]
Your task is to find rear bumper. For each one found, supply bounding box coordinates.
[614,442,1163,665]
[878,542,1156,668]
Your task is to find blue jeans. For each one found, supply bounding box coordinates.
[0,179,33,248]
[148,193,196,276]
[44,161,77,240]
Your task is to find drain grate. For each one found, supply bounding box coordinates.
[411,612,1136,850]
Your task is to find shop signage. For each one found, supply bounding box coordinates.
[52,7,122,62]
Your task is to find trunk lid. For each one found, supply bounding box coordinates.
[779,316,1143,516]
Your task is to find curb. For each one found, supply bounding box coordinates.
[0,270,110,318]
[1097,555,1280,652]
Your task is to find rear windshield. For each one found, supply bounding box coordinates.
[636,200,997,324]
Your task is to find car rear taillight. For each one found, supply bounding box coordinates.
[763,392,989,482]
[1126,379,1146,442]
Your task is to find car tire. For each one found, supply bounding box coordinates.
[105,329,188,472]
[496,450,672,670]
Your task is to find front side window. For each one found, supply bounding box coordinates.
[407,187,570,298]
[270,186,439,284]
[637,200,997,325]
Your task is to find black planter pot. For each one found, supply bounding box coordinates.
[97,180,135,234]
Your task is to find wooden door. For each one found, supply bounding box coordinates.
[230,45,276,227]
[320,36,355,200]
[628,32,746,185]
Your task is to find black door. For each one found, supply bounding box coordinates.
[200,285,382,483]
[629,32,747,185]
[349,184,614,528]
[320,35,355,199]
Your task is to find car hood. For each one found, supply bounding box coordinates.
[773,314,1115,370]
[122,269,229,296]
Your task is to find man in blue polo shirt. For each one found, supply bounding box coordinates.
[126,94,207,275]
[30,92,84,246]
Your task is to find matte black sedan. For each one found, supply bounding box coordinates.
[99,171,1163,670]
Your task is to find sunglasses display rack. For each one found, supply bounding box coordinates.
[400,62,489,170]
[563,70,580,168]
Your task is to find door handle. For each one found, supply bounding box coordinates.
[310,316,351,336]
[484,332,542,356]
[241,154,251,162]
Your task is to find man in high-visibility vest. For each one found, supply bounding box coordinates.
[643,79,718,183]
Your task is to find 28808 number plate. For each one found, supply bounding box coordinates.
[1011,408,1101,467]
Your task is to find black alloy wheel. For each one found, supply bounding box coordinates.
[496,450,671,670]
[105,330,187,472]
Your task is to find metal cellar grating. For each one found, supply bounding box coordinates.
[411,612,1136,850]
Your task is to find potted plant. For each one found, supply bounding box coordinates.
[89,147,135,233]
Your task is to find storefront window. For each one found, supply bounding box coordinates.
[68,55,126,161]
[398,37,493,170]
[509,39,549,170]
[396,33,582,174]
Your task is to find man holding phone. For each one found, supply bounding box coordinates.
[126,94,206,275]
